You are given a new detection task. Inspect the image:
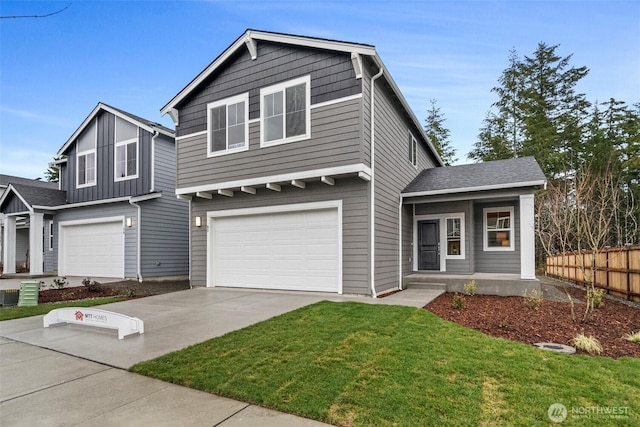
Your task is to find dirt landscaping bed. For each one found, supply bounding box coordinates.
[38,279,191,304]
[426,282,640,359]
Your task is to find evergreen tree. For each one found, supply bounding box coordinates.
[424,99,457,165]
[44,157,61,182]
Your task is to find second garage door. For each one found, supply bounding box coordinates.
[210,207,340,292]
[60,220,124,278]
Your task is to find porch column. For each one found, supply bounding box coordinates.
[3,216,16,274]
[519,194,536,279]
[29,212,44,275]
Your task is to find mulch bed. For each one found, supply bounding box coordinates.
[38,279,191,304]
[426,285,640,358]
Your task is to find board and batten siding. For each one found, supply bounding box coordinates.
[190,177,370,294]
[177,97,363,189]
[473,200,520,274]
[414,200,473,274]
[52,203,137,277]
[2,193,28,214]
[176,42,361,137]
[364,63,439,293]
[137,135,189,277]
[60,110,153,204]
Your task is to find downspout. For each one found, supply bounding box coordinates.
[128,198,143,282]
[370,66,384,298]
[398,194,403,290]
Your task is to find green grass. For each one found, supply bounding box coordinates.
[130,301,640,426]
[0,297,125,321]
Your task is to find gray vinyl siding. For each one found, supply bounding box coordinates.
[473,200,520,274]
[177,97,363,189]
[414,200,473,274]
[190,177,370,295]
[137,136,189,277]
[177,42,361,137]
[15,228,29,264]
[401,204,413,276]
[366,62,438,293]
[3,193,28,214]
[52,203,137,277]
[44,216,55,272]
[60,110,152,204]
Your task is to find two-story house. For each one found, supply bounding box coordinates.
[0,103,189,280]
[162,29,546,296]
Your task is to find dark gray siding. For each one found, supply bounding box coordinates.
[190,177,370,294]
[177,42,361,137]
[473,200,520,274]
[52,203,137,277]
[177,99,363,188]
[3,193,29,214]
[414,200,472,274]
[60,110,153,203]
[367,62,438,293]
[138,135,189,277]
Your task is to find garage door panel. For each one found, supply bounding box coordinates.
[61,221,124,278]
[211,208,339,292]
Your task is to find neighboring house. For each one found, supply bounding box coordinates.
[161,29,546,296]
[0,175,59,272]
[0,103,189,280]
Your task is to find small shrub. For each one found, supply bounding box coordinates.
[623,331,640,344]
[463,280,477,296]
[498,319,510,329]
[128,288,137,298]
[522,289,544,310]
[572,333,603,355]
[52,277,68,290]
[452,293,466,310]
[82,277,102,293]
[587,287,605,309]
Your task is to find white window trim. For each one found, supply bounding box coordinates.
[413,212,466,271]
[410,133,418,168]
[483,206,515,251]
[76,149,96,188]
[207,93,249,158]
[114,118,139,182]
[48,220,54,251]
[445,215,465,260]
[260,75,311,148]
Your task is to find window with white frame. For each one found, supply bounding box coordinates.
[260,76,310,146]
[115,117,138,180]
[76,119,97,188]
[484,207,514,251]
[410,134,418,167]
[446,217,463,257]
[207,93,249,156]
[48,220,54,251]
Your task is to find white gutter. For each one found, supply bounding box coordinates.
[401,180,548,199]
[369,66,384,298]
[128,198,143,282]
[398,194,403,290]
[150,130,159,192]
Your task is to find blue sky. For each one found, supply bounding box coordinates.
[1,0,638,179]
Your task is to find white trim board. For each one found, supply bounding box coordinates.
[413,212,466,272]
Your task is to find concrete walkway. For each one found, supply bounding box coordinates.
[0,287,441,426]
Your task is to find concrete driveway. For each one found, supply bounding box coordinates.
[0,287,441,426]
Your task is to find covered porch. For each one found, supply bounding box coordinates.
[402,272,540,296]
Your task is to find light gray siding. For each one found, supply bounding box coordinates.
[190,177,370,294]
[52,203,137,277]
[473,200,520,274]
[137,136,189,277]
[177,97,363,189]
[366,62,439,294]
[44,216,55,272]
[60,110,153,204]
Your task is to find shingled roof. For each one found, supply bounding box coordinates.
[0,174,59,190]
[402,157,546,196]
[0,183,67,211]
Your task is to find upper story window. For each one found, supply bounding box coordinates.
[207,93,249,157]
[484,207,515,251]
[410,134,418,167]
[76,119,97,188]
[115,117,139,181]
[260,75,310,147]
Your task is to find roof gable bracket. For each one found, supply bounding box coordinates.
[168,108,180,126]
[351,53,363,79]
[245,37,258,60]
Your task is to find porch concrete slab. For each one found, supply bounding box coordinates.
[219,405,329,427]
[375,288,444,308]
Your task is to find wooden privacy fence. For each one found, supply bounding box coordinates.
[546,246,640,303]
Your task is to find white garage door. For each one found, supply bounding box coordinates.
[211,207,340,292]
[61,220,124,278]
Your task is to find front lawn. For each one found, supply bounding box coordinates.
[130,301,639,426]
[0,297,125,321]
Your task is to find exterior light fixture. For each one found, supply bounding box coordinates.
[195,216,202,227]
[126,217,133,228]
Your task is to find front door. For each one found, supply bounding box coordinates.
[418,220,440,270]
